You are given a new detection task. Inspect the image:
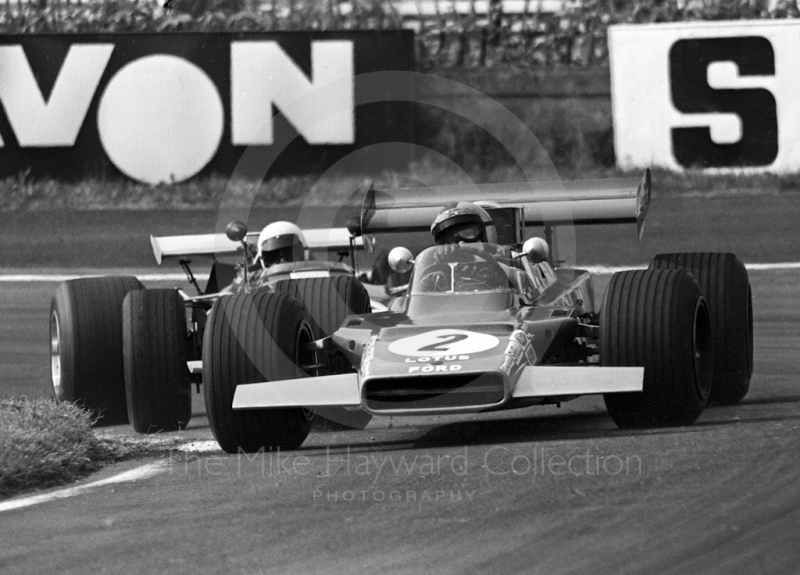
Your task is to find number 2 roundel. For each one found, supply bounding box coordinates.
[388,329,500,357]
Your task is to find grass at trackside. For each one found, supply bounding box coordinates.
[3,168,800,213]
[1,163,799,271]
[0,398,143,499]
[1,166,799,269]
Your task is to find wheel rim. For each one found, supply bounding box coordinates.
[693,299,714,399]
[50,310,62,399]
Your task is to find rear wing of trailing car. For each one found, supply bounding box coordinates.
[151,227,371,265]
[359,169,651,240]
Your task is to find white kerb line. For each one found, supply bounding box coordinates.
[0,462,167,513]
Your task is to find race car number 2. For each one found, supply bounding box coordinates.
[388,329,500,357]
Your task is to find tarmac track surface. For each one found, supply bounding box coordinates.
[0,270,799,574]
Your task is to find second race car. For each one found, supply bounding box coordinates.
[49,220,376,431]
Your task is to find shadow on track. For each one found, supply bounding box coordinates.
[299,409,714,454]
[717,394,800,407]
[299,398,800,455]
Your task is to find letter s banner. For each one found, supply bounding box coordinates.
[670,37,777,168]
[0,32,414,184]
[610,21,800,174]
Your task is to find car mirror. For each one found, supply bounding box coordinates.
[346,216,362,237]
[522,237,549,264]
[388,247,415,274]
[225,221,248,243]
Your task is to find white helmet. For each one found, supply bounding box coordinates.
[256,221,308,268]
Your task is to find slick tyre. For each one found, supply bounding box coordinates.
[273,275,370,375]
[273,275,371,349]
[204,291,315,453]
[649,252,753,405]
[273,275,373,430]
[50,276,143,426]
[601,268,713,428]
[122,289,192,433]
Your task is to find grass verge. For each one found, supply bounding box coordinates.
[2,167,800,213]
[0,397,144,499]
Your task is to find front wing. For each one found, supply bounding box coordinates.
[231,366,644,411]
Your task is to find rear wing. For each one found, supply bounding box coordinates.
[151,227,369,265]
[360,169,651,240]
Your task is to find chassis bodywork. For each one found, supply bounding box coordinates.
[232,244,643,416]
[230,172,654,418]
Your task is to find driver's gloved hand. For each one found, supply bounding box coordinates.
[433,243,459,262]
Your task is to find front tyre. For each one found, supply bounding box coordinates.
[601,268,713,428]
[204,291,314,453]
[649,252,753,405]
[50,276,143,425]
[122,289,192,433]
[272,275,371,353]
[273,275,372,430]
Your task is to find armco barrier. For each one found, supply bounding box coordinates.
[0,31,414,184]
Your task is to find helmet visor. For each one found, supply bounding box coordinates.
[435,222,483,245]
[261,245,295,266]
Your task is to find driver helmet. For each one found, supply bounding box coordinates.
[256,221,308,268]
[430,202,495,245]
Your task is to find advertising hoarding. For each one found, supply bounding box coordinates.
[0,31,414,184]
[610,20,800,173]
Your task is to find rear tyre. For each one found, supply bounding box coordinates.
[49,276,143,426]
[649,252,753,405]
[122,289,192,433]
[601,268,713,428]
[204,291,315,453]
[273,275,372,430]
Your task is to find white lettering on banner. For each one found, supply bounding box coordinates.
[0,40,355,183]
[97,55,225,184]
[231,41,354,145]
[0,44,113,147]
